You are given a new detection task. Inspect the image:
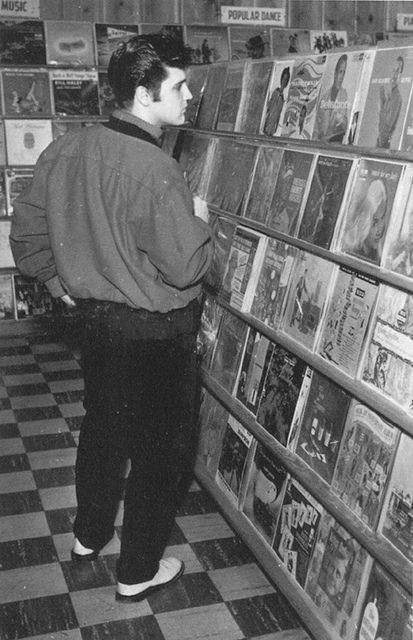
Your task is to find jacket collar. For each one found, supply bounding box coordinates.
[104,109,162,147]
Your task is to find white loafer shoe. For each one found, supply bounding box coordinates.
[116,557,184,602]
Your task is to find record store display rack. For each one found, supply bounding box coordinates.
[167,43,413,640]
[1,13,413,640]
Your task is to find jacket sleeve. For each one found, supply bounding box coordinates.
[9,158,66,298]
[136,165,213,290]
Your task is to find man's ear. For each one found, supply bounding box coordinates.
[135,85,152,107]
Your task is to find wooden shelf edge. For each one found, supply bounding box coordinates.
[194,459,342,640]
[200,372,413,594]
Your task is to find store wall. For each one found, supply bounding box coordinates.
[37,0,413,41]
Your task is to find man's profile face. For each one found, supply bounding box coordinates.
[147,66,192,127]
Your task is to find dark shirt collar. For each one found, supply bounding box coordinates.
[111,108,163,142]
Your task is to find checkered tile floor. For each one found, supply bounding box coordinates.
[0,333,312,640]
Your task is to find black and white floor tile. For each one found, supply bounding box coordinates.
[0,333,312,640]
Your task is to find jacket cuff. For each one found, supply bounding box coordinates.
[44,276,66,298]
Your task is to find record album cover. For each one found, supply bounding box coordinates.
[297,154,353,249]
[235,328,273,416]
[383,166,413,279]
[292,369,351,483]
[266,149,314,236]
[273,477,323,587]
[361,284,413,413]
[215,61,245,132]
[356,561,412,640]
[206,138,257,215]
[219,226,265,311]
[94,23,140,67]
[356,46,413,151]
[312,50,365,144]
[242,442,287,545]
[229,26,270,60]
[305,512,369,638]
[185,64,209,127]
[316,266,378,377]
[197,388,229,477]
[178,131,216,199]
[242,146,283,224]
[0,169,6,217]
[250,239,297,331]
[195,63,227,131]
[98,70,118,116]
[332,400,399,529]
[216,416,254,507]
[256,341,307,447]
[0,219,13,268]
[378,432,413,562]
[197,295,225,370]
[338,158,404,266]
[50,69,99,116]
[0,20,46,65]
[281,54,327,140]
[185,26,229,65]
[209,308,248,394]
[2,67,52,117]
[235,59,273,135]
[270,28,310,58]
[4,119,53,165]
[0,274,14,320]
[203,215,237,295]
[261,59,295,137]
[45,20,95,66]
[5,168,33,216]
[280,250,336,351]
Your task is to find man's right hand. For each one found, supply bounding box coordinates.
[61,294,76,307]
[193,195,211,224]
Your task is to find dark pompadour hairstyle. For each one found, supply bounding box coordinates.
[108,33,192,107]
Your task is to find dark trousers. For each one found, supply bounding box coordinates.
[73,301,199,584]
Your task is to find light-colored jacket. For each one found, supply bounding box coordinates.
[10,110,212,313]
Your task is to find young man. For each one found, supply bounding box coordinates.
[10,34,213,602]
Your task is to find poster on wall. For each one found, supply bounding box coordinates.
[220,6,286,28]
[0,0,39,19]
